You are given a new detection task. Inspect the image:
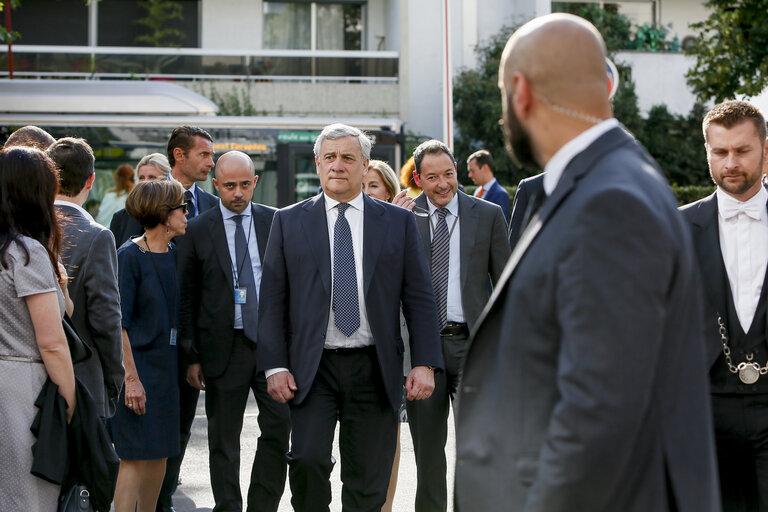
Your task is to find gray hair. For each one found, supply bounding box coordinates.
[313,123,372,161]
[135,152,171,181]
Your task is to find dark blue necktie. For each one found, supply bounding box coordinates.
[233,215,258,342]
[184,189,196,219]
[431,208,450,330]
[333,203,360,337]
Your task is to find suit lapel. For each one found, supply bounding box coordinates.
[301,194,331,297]
[363,195,388,296]
[457,192,478,291]
[251,204,270,261]
[210,209,234,293]
[471,126,636,337]
[414,194,432,262]
[689,193,728,317]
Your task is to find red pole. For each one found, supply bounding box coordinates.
[5,1,12,79]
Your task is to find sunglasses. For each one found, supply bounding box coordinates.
[170,202,188,214]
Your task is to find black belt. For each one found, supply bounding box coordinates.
[441,322,468,337]
[324,345,374,354]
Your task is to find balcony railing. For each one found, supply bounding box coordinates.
[0,45,399,82]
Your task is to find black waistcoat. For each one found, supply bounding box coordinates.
[711,268,768,394]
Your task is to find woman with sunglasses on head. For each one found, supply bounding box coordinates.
[111,180,187,512]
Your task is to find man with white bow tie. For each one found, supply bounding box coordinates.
[681,100,768,511]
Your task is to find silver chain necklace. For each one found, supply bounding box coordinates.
[718,315,768,384]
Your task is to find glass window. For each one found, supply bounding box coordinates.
[264,2,363,50]
[264,2,312,49]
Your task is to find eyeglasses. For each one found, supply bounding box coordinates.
[170,202,188,214]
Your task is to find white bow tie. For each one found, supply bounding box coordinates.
[721,201,763,221]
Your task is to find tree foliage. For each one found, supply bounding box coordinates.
[453,11,711,188]
[685,0,768,103]
[135,0,185,47]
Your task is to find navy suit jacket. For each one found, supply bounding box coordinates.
[177,203,275,378]
[481,180,510,222]
[256,193,443,410]
[455,126,719,512]
[508,173,544,249]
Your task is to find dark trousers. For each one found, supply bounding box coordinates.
[205,332,290,512]
[712,394,768,512]
[157,350,200,511]
[288,346,397,512]
[406,332,468,512]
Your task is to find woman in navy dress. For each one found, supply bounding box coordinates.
[111,180,187,512]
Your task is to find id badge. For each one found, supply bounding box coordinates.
[235,287,247,304]
[170,328,177,346]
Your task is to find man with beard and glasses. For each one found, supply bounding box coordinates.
[681,100,768,511]
[453,13,719,512]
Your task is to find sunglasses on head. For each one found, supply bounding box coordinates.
[170,201,188,214]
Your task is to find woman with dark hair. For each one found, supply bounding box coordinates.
[111,180,187,512]
[97,163,136,227]
[0,146,76,510]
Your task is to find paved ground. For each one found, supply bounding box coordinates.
[169,394,456,512]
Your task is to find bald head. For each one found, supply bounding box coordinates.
[4,125,55,151]
[500,14,609,114]
[215,150,254,179]
[213,151,257,214]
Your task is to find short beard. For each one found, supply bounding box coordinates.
[503,101,538,170]
[711,155,764,198]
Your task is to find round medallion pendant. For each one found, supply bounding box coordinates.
[739,364,760,385]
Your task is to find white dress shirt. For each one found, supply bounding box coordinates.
[426,192,465,323]
[323,192,374,349]
[219,201,261,330]
[474,178,497,198]
[717,186,768,333]
[543,118,620,196]
[54,199,96,222]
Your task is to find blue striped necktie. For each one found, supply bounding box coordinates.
[333,203,360,337]
[431,208,450,330]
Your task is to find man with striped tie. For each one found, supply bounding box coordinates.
[409,140,510,512]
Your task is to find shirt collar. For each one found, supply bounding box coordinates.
[54,199,95,222]
[324,191,365,212]
[168,172,197,195]
[543,118,620,196]
[717,185,768,220]
[220,200,252,220]
[426,190,459,218]
[482,177,497,190]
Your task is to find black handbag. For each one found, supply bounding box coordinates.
[63,314,91,364]
[58,484,92,512]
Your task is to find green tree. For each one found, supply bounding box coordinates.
[135,0,185,47]
[685,0,768,103]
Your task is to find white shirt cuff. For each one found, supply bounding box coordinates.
[265,367,289,378]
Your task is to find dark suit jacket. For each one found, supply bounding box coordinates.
[110,186,218,246]
[176,203,275,378]
[680,191,768,368]
[481,179,510,222]
[508,173,544,249]
[256,193,444,410]
[413,191,510,331]
[57,203,124,418]
[454,127,719,512]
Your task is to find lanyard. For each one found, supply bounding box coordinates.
[428,208,459,242]
[231,214,254,288]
